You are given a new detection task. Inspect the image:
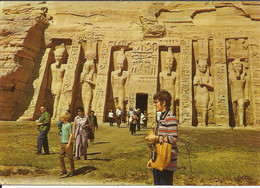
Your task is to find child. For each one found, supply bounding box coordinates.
[59,112,75,177]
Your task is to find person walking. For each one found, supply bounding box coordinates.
[57,109,71,141]
[116,107,122,128]
[108,109,114,126]
[35,106,51,155]
[59,112,75,177]
[145,90,178,185]
[73,107,90,160]
[90,110,98,130]
[130,111,138,135]
[136,108,141,131]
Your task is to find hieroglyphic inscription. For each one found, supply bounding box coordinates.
[18,48,52,120]
[58,39,81,115]
[92,41,113,120]
[213,38,229,127]
[248,44,260,126]
[179,40,192,126]
[131,42,158,75]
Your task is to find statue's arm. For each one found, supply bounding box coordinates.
[175,72,180,100]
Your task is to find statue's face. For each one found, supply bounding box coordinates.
[55,51,63,63]
[233,62,242,73]
[166,57,173,71]
[85,60,94,74]
[198,60,207,73]
[117,61,124,70]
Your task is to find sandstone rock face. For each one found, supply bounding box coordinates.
[0,1,259,128]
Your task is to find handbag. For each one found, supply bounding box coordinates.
[151,142,172,171]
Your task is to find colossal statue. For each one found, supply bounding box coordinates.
[50,46,67,119]
[111,48,129,118]
[228,58,249,127]
[193,58,213,127]
[80,57,96,115]
[159,47,179,113]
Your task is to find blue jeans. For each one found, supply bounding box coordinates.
[37,130,49,153]
[153,168,174,185]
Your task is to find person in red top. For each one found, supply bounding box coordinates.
[146,90,178,185]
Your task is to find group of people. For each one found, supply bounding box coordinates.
[36,106,98,177]
[107,107,148,135]
[36,90,178,185]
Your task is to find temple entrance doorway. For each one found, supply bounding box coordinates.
[136,93,148,113]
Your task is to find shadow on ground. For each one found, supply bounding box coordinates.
[61,166,97,178]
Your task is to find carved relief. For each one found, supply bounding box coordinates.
[79,40,97,115]
[111,48,130,119]
[50,43,68,119]
[228,58,249,127]
[159,47,179,114]
[192,40,214,127]
[179,40,192,126]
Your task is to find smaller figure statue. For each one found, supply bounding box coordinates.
[80,57,96,115]
[159,47,179,113]
[50,46,67,120]
[193,58,213,127]
[111,48,130,119]
[228,58,249,127]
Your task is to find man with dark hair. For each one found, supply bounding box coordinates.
[36,106,51,155]
[145,90,178,185]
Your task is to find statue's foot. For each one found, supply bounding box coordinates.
[197,123,206,127]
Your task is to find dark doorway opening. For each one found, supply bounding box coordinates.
[136,93,148,113]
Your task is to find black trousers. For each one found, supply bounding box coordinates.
[130,123,136,135]
[153,168,174,185]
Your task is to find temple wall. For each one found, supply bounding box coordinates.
[1,1,260,127]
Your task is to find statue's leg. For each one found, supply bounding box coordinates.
[52,95,58,119]
[237,99,245,127]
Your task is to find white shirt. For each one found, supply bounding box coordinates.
[108,112,114,118]
[116,109,122,116]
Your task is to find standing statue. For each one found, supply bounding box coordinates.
[50,46,67,119]
[111,48,129,119]
[228,58,249,127]
[159,47,179,113]
[80,58,96,115]
[193,59,213,127]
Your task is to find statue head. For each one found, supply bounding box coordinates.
[232,59,243,74]
[54,44,66,64]
[197,59,208,74]
[116,48,126,70]
[166,47,174,71]
[84,58,94,74]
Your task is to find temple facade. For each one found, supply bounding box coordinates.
[0,1,260,127]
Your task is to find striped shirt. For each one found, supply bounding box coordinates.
[155,110,178,171]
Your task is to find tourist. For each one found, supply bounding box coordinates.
[59,112,75,177]
[57,109,71,140]
[90,110,98,130]
[35,106,51,155]
[145,90,178,185]
[73,107,89,160]
[130,111,138,135]
[116,107,122,128]
[141,110,148,128]
[108,109,114,126]
[136,108,141,131]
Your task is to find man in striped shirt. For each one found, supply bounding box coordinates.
[146,90,178,185]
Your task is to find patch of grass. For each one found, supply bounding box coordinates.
[0,121,259,185]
